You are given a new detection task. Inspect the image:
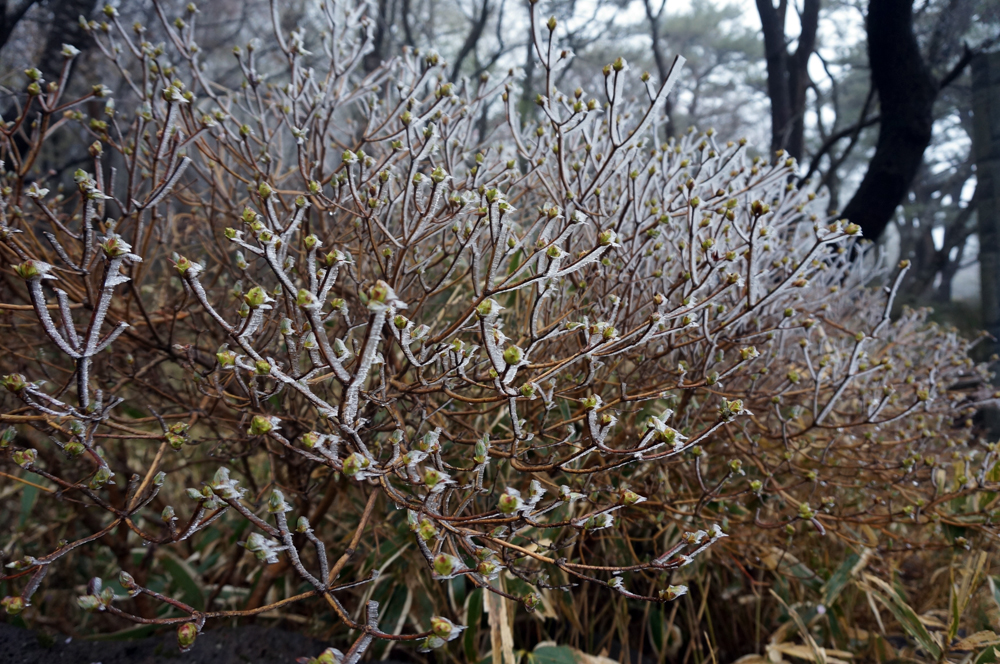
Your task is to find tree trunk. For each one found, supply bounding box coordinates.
[756,0,791,156]
[973,52,1000,352]
[449,0,491,82]
[0,0,38,51]
[840,0,937,240]
[363,0,390,73]
[643,0,675,137]
[785,0,819,162]
[39,0,97,83]
[755,0,819,161]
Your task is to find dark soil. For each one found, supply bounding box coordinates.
[0,622,335,664]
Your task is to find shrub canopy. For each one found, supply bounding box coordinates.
[0,0,996,659]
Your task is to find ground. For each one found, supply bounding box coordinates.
[0,622,339,664]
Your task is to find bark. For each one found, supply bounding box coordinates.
[785,0,819,161]
[755,0,819,160]
[363,0,391,73]
[755,0,791,156]
[39,0,97,82]
[840,0,938,241]
[449,0,491,82]
[974,53,1000,351]
[643,0,675,137]
[0,0,37,51]
[400,0,415,47]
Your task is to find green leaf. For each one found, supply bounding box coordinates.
[989,576,1000,613]
[864,575,941,660]
[530,645,577,664]
[821,551,864,608]
[559,398,572,423]
[649,605,666,654]
[159,550,205,612]
[452,575,467,610]
[19,482,39,528]
[371,584,410,659]
[975,647,1000,664]
[465,588,483,663]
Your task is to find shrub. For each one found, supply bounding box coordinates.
[1,0,997,660]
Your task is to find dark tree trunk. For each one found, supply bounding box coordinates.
[755,0,820,161]
[840,0,938,240]
[785,0,819,161]
[39,0,97,83]
[449,0,491,82]
[0,0,38,51]
[756,0,791,156]
[974,53,1000,353]
[643,0,675,137]
[363,0,390,73]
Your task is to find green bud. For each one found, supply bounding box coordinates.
[177,623,198,651]
[247,415,273,436]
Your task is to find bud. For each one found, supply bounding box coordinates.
[14,260,45,280]
[433,553,462,577]
[502,345,523,366]
[3,373,27,393]
[498,488,523,514]
[621,490,645,506]
[418,519,437,541]
[13,448,37,469]
[173,255,194,274]
[0,427,14,449]
[268,489,292,514]
[177,623,198,651]
[342,452,369,477]
[119,571,138,594]
[247,415,273,436]
[77,594,103,611]
[430,616,465,641]
[243,286,269,308]
[477,560,500,578]
[658,585,688,601]
[1,596,25,615]
[296,289,318,308]
[368,280,393,304]
[216,347,237,368]
[598,229,618,246]
[474,435,490,464]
